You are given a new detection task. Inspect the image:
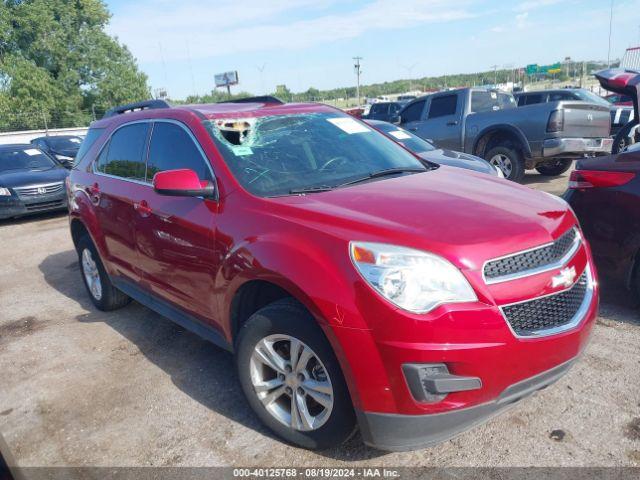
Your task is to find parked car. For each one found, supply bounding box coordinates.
[397,88,612,182]
[564,69,640,300]
[68,98,598,451]
[361,101,403,122]
[565,149,639,299]
[0,144,69,220]
[364,120,502,177]
[514,88,635,150]
[605,93,634,106]
[30,135,83,168]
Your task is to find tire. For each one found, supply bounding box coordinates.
[613,120,638,154]
[535,159,573,176]
[236,298,356,450]
[77,234,130,311]
[486,146,525,183]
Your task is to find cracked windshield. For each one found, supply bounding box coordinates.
[206,112,426,197]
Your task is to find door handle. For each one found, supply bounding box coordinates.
[446,121,459,126]
[134,200,152,218]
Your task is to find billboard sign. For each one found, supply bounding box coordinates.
[525,63,562,75]
[215,71,239,87]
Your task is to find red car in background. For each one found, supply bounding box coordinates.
[67,97,598,451]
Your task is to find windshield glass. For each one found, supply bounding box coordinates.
[373,123,436,153]
[471,91,517,113]
[48,136,83,150]
[573,90,611,107]
[0,148,57,172]
[205,112,426,197]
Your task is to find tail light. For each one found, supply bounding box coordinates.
[547,110,564,132]
[569,170,636,189]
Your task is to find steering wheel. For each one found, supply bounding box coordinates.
[319,156,350,172]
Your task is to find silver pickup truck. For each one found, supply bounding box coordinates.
[397,88,612,182]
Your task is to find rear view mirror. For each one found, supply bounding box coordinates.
[153,168,216,199]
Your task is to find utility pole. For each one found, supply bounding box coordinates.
[491,65,499,86]
[256,63,267,95]
[607,0,614,67]
[399,62,418,92]
[353,56,362,107]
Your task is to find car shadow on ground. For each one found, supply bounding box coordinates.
[522,173,567,188]
[38,249,386,461]
[0,210,67,228]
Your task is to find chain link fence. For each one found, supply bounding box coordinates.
[0,108,111,133]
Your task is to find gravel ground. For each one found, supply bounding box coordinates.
[0,170,639,468]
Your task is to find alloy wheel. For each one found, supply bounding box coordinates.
[249,334,334,431]
[489,154,513,177]
[82,248,102,301]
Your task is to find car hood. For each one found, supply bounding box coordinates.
[418,149,497,176]
[272,167,575,270]
[0,167,68,188]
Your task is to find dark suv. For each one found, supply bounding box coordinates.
[67,98,598,451]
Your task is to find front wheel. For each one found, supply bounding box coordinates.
[486,146,525,182]
[535,159,573,176]
[77,234,130,311]
[235,299,356,449]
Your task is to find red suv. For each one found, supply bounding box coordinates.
[67,98,599,451]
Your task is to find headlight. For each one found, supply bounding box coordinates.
[0,187,11,196]
[350,242,477,313]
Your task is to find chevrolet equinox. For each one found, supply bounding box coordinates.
[67,98,599,451]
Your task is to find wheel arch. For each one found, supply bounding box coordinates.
[473,125,532,159]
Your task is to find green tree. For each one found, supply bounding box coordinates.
[0,0,150,131]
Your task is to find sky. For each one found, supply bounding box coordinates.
[105,0,640,100]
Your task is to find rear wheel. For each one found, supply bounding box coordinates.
[77,235,130,311]
[486,146,525,182]
[535,159,573,176]
[236,298,356,449]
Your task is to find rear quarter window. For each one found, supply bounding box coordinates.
[74,128,105,166]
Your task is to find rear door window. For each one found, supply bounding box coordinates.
[95,123,149,181]
[400,100,426,123]
[146,122,212,181]
[523,93,544,105]
[427,95,458,119]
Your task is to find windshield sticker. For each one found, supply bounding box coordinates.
[327,117,370,134]
[389,130,412,140]
[24,149,41,156]
[231,145,253,156]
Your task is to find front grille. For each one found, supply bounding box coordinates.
[484,228,578,282]
[501,270,589,337]
[14,182,63,199]
[24,200,65,211]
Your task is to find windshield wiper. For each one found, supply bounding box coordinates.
[338,167,427,187]
[289,185,334,195]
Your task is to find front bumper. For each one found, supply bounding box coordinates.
[357,357,576,451]
[0,192,67,219]
[542,137,613,157]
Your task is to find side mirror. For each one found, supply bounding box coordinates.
[390,115,401,125]
[153,169,216,199]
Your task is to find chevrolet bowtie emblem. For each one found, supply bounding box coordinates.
[552,266,577,289]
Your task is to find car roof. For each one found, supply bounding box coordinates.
[91,101,340,128]
[0,143,39,151]
[31,135,81,142]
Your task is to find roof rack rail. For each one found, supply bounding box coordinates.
[218,95,284,105]
[103,99,171,118]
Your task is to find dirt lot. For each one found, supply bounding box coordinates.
[0,171,639,467]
